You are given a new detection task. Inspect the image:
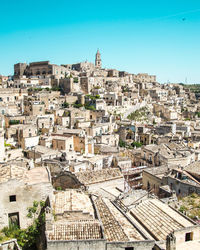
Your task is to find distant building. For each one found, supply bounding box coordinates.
[14,61,69,79]
[0,129,5,162]
[95,49,102,69]
[133,73,156,83]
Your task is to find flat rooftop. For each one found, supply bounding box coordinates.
[75,168,122,185]
[47,190,103,241]
[0,163,50,185]
[54,190,94,217]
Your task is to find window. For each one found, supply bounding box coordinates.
[125,248,134,250]
[147,181,150,190]
[185,232,193,241]
[9,195,16,202]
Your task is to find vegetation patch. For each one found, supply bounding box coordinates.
[127,107,148,122]
[179,193,200,220]
[0,201,46,249]
[9,120,20,125]
[131,141,143,148]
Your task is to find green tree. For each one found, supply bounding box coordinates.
[63,102,69,108]
[131,141,143,148]
[119,139,126,147]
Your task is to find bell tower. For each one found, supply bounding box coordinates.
[95,49,102,69]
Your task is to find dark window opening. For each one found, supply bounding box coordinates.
[125,247,134,250]
[185,232,193,241]
[147,181,150,191]
[9,195,16,202]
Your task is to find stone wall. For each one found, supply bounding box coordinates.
[142,170,166,194]
[107,240,155,250]
[0,179,53,230]
[166,176,200,197]
[47,239,106,250]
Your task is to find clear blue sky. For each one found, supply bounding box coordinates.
[1,0,200,83]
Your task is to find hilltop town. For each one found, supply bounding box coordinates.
[0,50,200,250]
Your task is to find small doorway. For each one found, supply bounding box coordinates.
[8,212,20,228]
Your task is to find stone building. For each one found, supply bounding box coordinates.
[0,129,5,162]
[0,162,53,230]
[0,88,27,104]
[80,77,93,94]
[59,77,74,94]
[141,143,195,168]
[23,98,45,116]
[133,73,156,83]
[45,189,155,250]
[52,135,74,153]
[14,63,27,77]
[17,124,39,149]
[142,163,200,197]
[52,129,94,155]
[14,61,69,79]
[45,188,200,250]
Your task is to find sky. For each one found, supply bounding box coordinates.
[0,0,200,83]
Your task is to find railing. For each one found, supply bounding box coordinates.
[0,239,21,250]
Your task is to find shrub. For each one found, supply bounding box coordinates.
[63,102,69,108]
[190,193,198,198]
[119,139,126,148]
[131,141,143,148]
[73,77,78,83]
[73,103,83,108]
[4,142,12,147]
[51,87,61,91]
[9,120,20,125]
[179,205,187,213]
[84,104,96,110]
